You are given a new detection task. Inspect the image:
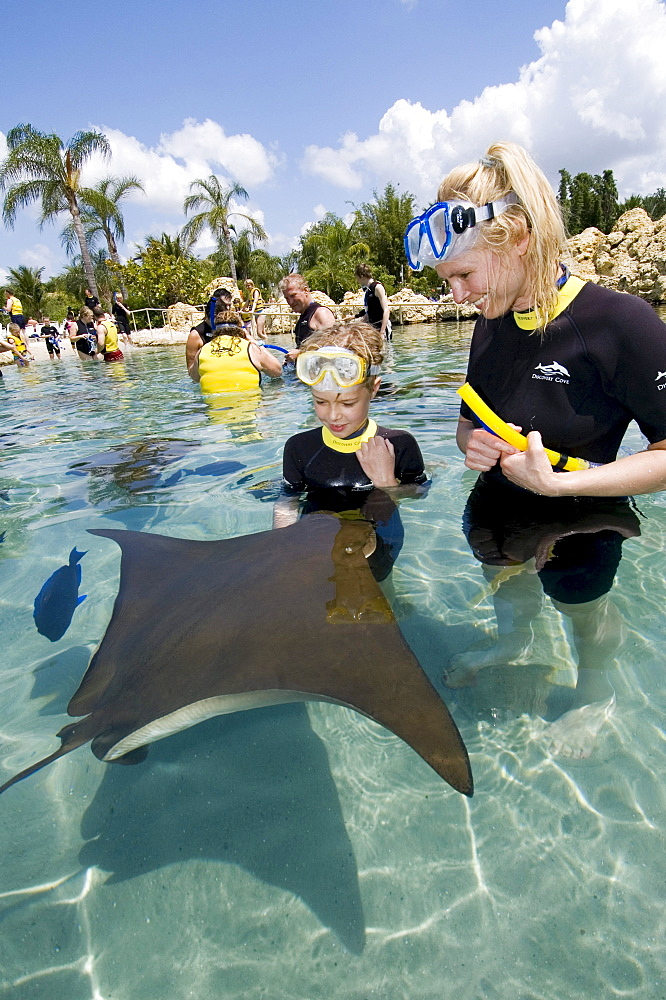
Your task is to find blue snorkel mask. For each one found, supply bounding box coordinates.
[404,193,520,272]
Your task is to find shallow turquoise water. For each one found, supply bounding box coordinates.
[1,327,665,1000]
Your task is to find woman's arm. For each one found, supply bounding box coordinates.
[188,348,202,382]
[501,432,666,497]
[249,343,283,377]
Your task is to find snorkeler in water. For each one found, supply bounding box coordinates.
[274,319,427,580]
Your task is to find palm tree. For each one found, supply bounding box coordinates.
[299,214,370,299]
[181,175,267,281]
[0,124,110,299]
[61,174,144,268]
[136,232,195,261]
[209,229,283,294]
[6,265,45,319]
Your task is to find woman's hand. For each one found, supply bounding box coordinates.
[357,436,399,487]
[500,431,561,495]
[464,427,521,472]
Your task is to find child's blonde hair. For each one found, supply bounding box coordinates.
[301,319,384,378]
[437,141,566,331]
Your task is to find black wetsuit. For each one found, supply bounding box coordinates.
[282,426,426,581]
[41,325,60,356]
[112,301,131,339]
[294,301,324,348]
[74,319,97,357]
[283,425,426,495]
[364,282,384,327]
[191,319,214,344]
[459,280,666,601]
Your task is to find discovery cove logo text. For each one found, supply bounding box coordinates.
[532,362,570,383]
[656,371,666,390]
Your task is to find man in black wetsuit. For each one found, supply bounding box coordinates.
[355,263,392,340]
[279,274,335,361]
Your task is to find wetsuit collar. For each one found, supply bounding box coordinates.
[322,419,377,453]
[513,272,586,331]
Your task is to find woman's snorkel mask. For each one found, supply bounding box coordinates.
[296,347,380,391]
[404,193,519,271]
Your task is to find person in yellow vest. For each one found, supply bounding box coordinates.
[1,324,34,366]
[93,306,124,362]
[242,279,267,341]
[3,289,27,346]
[189,309,282,393]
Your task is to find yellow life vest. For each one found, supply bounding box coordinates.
[240,289,265,322]
[102,319,119,353]
[198,334,260,393]
[7,296,22,315]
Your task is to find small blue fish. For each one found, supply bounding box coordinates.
[33,547,87,642]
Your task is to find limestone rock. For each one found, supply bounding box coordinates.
[564,209,666,302]
[203,277,242,302]
[166,302,204,332]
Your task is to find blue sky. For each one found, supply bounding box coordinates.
[2,0,666,282]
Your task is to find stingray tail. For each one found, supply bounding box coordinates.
[0,723,92,795]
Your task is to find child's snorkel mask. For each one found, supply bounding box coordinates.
[296,347,380,391]
[404,193,519,272]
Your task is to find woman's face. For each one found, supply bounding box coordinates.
[435,236,531,318]
[311,379,379,438]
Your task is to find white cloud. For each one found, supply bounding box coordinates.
[82,119,280,215]
[19,243,61,278]
[301,0,666,201]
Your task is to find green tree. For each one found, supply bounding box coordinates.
[0,124,110,298]
[296,213,369,300]
[114,239,213,310]
[6,265,46,319]
[61,175,144,295]
[209,229,283,294]
[140,232,196,260]
[181,176,267,281]
[557,168,619,234]
[353,183,417,284]
[618,187,666,221]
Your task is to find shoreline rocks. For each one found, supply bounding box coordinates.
[563,208,666,302]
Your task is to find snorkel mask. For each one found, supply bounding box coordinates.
[296,347,380,391]
[404,193,520,271]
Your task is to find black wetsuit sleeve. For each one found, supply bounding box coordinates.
[590,293,666,443]
[282,435,307,492]
[381,428,427,483]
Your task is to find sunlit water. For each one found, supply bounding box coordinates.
[1,325,665,1000]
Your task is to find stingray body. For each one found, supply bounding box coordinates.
[1,513,472,796]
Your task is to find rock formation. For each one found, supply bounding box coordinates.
[165,302,203,331]
[563,209,666,302]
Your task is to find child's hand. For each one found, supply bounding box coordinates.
[357,436,399,487]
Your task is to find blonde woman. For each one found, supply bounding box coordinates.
[406,141,666,755]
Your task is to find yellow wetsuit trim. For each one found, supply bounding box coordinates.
[513,275,586,330]
[457,383,590,472]
[322,418,377,453]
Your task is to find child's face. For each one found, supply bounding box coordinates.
[311,378,380,438]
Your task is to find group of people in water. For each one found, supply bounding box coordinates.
[186,140,666,758]
[0,288,131,371]
[4,141,666,758]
